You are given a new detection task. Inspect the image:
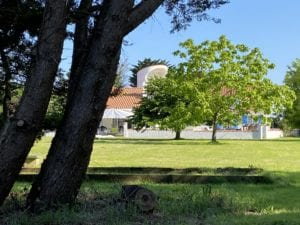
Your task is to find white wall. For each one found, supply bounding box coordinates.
[126,126,283,140]
[126,129,260,139]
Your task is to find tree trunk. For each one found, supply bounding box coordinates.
[0,0,69,206]
[68,0,91,99]
[211,115,218,143]
[175,131,181,140]
[121,185,157,213]
[27,0,164,208]
[0,50,12,122]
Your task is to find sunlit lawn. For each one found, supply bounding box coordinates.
[31,137,300,173]
[6,137,300,225]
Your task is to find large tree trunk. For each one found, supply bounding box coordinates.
[27,0,164,208]
[0,0,69,206]
[68,0,91,99]
[175,131,181,140]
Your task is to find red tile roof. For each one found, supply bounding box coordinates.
[106,87,143,109]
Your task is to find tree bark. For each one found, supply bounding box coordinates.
[175,131,181,140]
[0,0,69,206]
[27,0,164,208]
[211,114,218,143]
[68,0,92,99]
[0,50,12,122]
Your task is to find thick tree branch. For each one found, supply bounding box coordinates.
[124,0,164,35]
[71,3,102,18]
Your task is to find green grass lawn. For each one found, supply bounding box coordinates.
[2,137,300,225]
[31,137,300,172]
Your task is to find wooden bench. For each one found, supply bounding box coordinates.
[23,155,39,168]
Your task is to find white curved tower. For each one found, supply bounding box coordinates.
[137,64,168,88]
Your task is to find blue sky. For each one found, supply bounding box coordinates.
[61,0,300,84]
[122,0,300,84]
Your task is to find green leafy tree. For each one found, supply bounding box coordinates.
[284,59,300,129]
[44,71,69,130]
[129,58,170,87]
[173,36,295,142]
[0,0,43,122]
[131,70,205,139]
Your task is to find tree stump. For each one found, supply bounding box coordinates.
[121,185,157,213]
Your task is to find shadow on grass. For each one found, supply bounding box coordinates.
[4,171,300,225]
[19,166,272,184]
[94,138,228,146]
[86,166,264,175]
[94,137,300,145]
[259,137,300,142]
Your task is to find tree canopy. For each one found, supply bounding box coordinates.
[284,59,300,129]
[132,36,295,142]
[174,36,295,141]
[0,0,43,121]
[131,70,205,139]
